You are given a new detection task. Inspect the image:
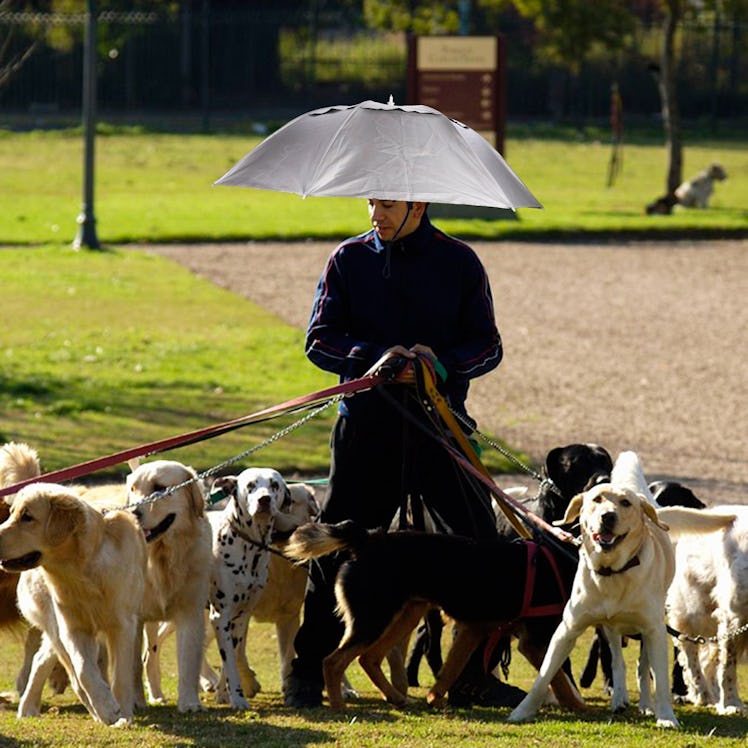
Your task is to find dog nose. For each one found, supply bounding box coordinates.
[258,495,271,511]
[601,510,617,529]
[132,506,142,521]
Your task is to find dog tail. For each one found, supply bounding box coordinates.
[0,442,41,494]
[284,520,370,562]
[658,506,736,540]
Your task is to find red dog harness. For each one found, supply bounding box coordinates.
[482,540,568,672]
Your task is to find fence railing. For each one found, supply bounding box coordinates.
[1,9,745,127]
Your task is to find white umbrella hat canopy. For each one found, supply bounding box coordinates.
[215,99,542,210]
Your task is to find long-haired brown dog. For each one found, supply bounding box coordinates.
[0,442,41,630]
[285,520,584,710]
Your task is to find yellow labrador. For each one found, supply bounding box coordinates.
[509,481,734,728]
[0,482,147,725]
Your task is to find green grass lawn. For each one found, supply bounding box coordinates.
[0,126,746,746]
[0,622,746,747]
[0,126,746,245]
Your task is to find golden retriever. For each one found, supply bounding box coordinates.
[0,482,147,725]
[0,442,41,631]
[508,452,735,728]
[126,459,213,712]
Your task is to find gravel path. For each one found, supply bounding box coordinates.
[138,239,748,507]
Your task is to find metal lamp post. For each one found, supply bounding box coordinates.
[73,0,100,250]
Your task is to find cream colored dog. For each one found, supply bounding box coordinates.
[675,162,727,208]
[0,482,147,725]
[509,452,734,728]
[127,459,213,713]
[667,505,748,714]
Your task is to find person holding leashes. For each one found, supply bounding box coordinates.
[285,198,526,709]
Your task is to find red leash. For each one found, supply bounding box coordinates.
[0,373,383,499]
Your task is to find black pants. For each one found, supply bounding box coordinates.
[290,388,498,684]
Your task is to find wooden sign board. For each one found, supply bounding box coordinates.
[407,35,506,154]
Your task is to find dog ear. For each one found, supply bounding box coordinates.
[45,495,86,546]
[555,493,583,526]
[188,481,206,518]
[211,476,237,500]
[641,498,669,530]
[280,484,293,512]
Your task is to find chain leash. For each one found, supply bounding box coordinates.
[447,406,564,502]
[106,397,340,513]
[673,620,748,646]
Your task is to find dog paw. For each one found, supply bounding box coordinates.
[17,704,41,718]
[385,692,408,707]
[241,681,261,699]
[506,704,535,723]
[717,703,745,716]
[229,696,252,711]
[112,716,133,728]
[178,699,206,713]
[655,716,680,729]
[426,692,447,710]
[341,684,359,700]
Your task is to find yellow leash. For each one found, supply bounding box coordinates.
[411,356,532,540]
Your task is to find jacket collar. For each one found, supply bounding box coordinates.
[372,214,434,254]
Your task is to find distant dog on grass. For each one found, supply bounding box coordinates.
[645,162,727,215]
[675,162,727,208]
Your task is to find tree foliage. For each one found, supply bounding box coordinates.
[362,0,461,34]
[0,0,182,92]
[478,0,635,73]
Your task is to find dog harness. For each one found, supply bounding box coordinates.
[482,540,568,672]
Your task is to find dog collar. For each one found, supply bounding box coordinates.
[594,554,641,576]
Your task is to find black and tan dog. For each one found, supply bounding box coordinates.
[285,520,583,711]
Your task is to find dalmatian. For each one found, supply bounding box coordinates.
[207,466,296,710]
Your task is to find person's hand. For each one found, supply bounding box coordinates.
[409,343,437,360]
[409,344,447,382]
[364,346,416,381]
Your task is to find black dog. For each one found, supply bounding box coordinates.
[407,442,614,689]
[645,193,679,215]
[649,481,706,510]
[285,520,585,711]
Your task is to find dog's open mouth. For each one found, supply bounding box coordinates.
[592,530,626,552]
[0,551,42,572]
[142,513,176,543]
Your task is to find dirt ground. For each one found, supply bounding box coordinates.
[138,238,748,507]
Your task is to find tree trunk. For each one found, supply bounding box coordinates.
[659,0,683,195]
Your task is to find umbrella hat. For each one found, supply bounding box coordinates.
[215,99,541,210]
